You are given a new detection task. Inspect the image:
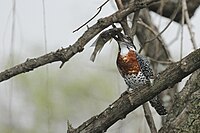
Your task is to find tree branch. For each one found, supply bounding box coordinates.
[67,48,200,133]
[115,0,131,36]
[182,0,198,50]
[159,69,200,133]
[149,0,200,23]
[0,0,159,83]
[136,8,170,60]
[143,103,158,133]
[73,0,110,33]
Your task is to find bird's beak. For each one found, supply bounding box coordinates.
[120,34,137,50]
[112,32,137,50]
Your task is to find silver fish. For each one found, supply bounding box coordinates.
[90,27,122,62]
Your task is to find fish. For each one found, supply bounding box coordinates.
[90,27,122,62]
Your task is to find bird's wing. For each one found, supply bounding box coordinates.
[136,53,154,79]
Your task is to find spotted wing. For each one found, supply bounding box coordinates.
[136,53,154,79]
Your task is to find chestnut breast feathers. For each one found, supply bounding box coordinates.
[117,50,141,77]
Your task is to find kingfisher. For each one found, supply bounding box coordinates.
[112,33,167,115]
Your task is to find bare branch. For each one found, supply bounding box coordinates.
[0,0,159,83]
[159,69,200,133]
[148,57,173,65]
[115,0,131,36]
[137,19,163,47]
[73,0,110,33]
[136,9,170,61]
[183,0,198,50]
[143,103,158,133]
[130,9,140,38]
[139,0,181,53]
[168,27,181,47]
[67,48,200,133]
[180,0,185,59]
[149,0,200,22]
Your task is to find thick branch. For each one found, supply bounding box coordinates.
[0,0,159,83]
[67,48,200,133]
[168,68,200,120]
[149,0,200,22]
[159,70,200,132]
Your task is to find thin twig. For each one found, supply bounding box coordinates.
[138,0,181,53]
[137,19,169,58]
[115,0,131,36]
[73,0,110,33]
[131,10,140,39]
[157,0,165,29]
[148,57,173,65]
[180,0,185,60]
[137,19,163,45]
[182,0,198,50]
[168,26,181,46]
[143,103,157,133]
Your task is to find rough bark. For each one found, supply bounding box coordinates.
[149,0,200,23]
[159,69,200,133]
[67,49,200,133]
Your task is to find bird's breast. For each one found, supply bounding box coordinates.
[117,50,141,77]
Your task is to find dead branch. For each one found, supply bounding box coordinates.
[138,0,181,53]
[180,0,185,60]
[67,48,200,133]
[148,57,173,65]
[73,0,110,33]
[143,103,158,133]
[136,8,169,62]
[159,69,200,133]
[115,0,131,36]
[182,0,198,50]
[137,19,163,46]
[0,0,159,83]
[149,0,200,22]
[130,9,140,38]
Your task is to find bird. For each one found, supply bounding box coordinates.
[112,33,167,115]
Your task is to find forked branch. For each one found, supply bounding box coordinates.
[67,48,200,133]
[0,0,159,83]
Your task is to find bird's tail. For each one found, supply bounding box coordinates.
[149,96,167,115]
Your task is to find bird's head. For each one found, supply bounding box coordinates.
[112,33,136,50]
